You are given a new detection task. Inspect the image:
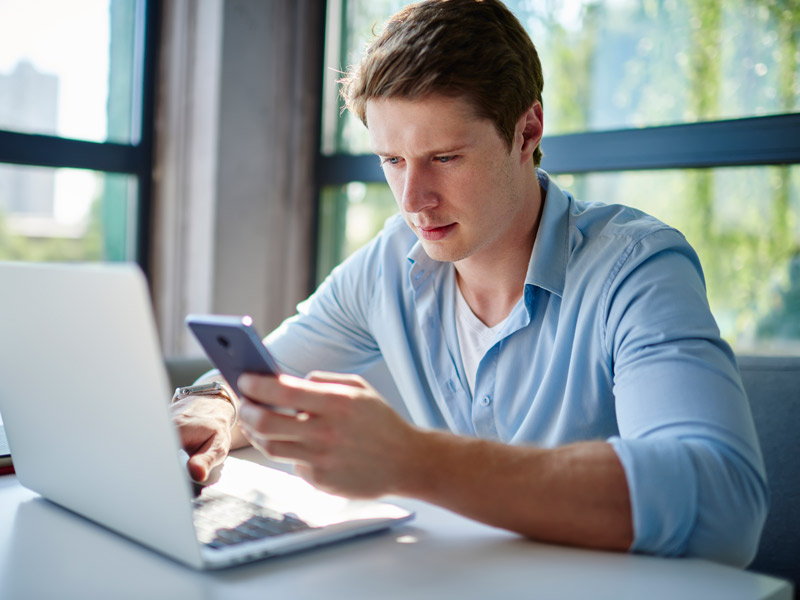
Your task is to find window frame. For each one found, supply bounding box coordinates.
[318,112,800,185]
[0,0,161,272]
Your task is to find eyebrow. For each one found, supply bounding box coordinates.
[371,144,471,157]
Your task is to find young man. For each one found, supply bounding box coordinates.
[172,0,767,566]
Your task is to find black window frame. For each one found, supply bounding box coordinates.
[318,112,800,185]
[0,0,161,274]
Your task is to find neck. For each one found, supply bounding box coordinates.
[455,177,544,327]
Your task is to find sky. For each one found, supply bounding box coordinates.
[0,0,111,224]
[0,0,110,140]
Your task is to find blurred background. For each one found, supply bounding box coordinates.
[0,0,798,357]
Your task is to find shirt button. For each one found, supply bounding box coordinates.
[479,396,492,407]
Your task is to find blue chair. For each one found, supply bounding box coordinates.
[739,355,800,596]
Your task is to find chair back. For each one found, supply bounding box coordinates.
[739,355,800,595]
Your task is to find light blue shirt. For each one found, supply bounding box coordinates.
[266,171,768,567]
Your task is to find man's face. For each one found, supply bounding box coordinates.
[366,94,539,267]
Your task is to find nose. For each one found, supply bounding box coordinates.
[400,164,438,214]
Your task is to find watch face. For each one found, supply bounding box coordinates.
[174,382,223,403]
[184,383,220,396]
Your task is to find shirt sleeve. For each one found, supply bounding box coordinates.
[264,231,385,377]
[603,228,769,567]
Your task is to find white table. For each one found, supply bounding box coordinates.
[0,449,792,600]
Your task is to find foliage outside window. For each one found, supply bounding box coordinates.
[323,0,800,153]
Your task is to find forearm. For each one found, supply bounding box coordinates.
[233,372,633,551]
[401,431,633,551]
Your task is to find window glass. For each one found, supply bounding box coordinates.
[322,0,800,153]
[318,165,800,355]
[0,0,141,144]
[513,0,800,135]
[0,164,138,262]
[321,0,408,155]
[317,182,398,279]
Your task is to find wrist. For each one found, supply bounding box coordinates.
[172,381,239,428]
[394,427,444,499]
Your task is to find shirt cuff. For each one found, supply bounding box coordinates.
[608,436,698,556]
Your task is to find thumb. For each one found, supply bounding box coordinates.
[185,431,231,482]
[187,453,212,483]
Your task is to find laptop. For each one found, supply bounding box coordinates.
[0,261,413,570]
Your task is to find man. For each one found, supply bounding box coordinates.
[172,0,767,566]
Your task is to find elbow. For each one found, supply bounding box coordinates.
[612,436,768,566]
[682,445,770,568]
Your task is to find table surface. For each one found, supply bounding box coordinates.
[0,448,792,600]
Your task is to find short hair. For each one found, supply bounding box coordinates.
[340,0,544,166]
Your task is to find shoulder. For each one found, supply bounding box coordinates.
[566,199,698,276]
[556,196,708,347]
[569,199,676,247]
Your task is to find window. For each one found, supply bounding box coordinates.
[0,0,158,267]
[318,0,800,354]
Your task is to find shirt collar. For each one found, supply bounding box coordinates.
[524,169,569,298]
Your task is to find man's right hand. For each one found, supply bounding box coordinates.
[170,394,236,482]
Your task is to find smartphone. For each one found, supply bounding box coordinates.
[185,314,281,400]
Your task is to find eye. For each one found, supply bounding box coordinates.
[380,157,401,166]
[434,155,455,164]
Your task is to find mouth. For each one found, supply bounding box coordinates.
[416,223,456,241]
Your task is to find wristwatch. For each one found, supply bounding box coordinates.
[172,381,238,428]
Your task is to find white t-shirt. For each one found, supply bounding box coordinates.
[454,279,509,397]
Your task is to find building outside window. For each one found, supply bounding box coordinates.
[0,0,156,266]
[318,0,800,355]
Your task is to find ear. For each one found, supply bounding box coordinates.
[515,102,543,164]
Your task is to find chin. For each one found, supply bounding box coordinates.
[419,241,469,264]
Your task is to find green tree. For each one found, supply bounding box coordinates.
[0,194,104,262]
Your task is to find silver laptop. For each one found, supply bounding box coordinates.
[0,261,413,570]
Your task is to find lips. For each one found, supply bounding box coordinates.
[417,223,456,241]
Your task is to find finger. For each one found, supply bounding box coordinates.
[237,372,284,403]
[305,371,374,392]
[238,423,312,466]
[305,371,389,406]
[239,399,312,439]
[260,439,317,464]
[238,373,340,414]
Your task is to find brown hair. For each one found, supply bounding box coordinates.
[340,0,544,165]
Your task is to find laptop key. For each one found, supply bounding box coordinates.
[193,490,314,549]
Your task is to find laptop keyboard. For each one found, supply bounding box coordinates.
[193,490,313,550]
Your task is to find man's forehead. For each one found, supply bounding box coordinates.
[365,94,483,126]
[367,111,481,156]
